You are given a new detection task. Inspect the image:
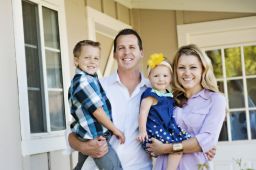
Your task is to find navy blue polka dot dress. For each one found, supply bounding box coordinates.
[141,88,191,150]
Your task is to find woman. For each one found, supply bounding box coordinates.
[147,44,226,170]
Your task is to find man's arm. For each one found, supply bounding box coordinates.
[68,132,108,158]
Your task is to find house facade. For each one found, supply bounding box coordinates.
[1,0,256,169]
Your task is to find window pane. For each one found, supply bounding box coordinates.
[230,111,248,140]
[219,118,228,141]
[244,45,256,76]
[43,7,60,49]
[28,90,46,133]
[227,80,245,108]
[46,50,63,88]
[250,110,256,139]
[48,91,66,131]
[247,78,256,108]
[225,47,242,77]
[22,1,38,45]
[25,47,41,87]
[217,81,224,93]
[206,49,223,78]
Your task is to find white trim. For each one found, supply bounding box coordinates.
[177,16,256,48]
[12,0,70,155]
[85,7,131,76]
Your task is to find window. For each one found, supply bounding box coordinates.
[22,1,65,133]
[206,45,256,141]
[14,0,69,155]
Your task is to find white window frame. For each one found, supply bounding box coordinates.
[85,6,131,77]
[12,0,70,155]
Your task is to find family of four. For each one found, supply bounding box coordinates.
[68,28,226,170]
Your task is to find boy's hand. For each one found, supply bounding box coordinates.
[137,131,148,142]
[113,129,125,144]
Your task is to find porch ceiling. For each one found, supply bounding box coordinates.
[115,0,256,13]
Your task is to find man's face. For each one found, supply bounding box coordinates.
[114,34,143,71]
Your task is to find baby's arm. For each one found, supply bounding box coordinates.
[137,96,155,142]
[93,108,125,144]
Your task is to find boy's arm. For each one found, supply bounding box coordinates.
[138,97,155,133]
[93,108,125,143]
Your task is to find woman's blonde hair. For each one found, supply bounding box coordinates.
[172,44,219,106]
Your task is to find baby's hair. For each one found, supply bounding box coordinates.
[73,40,101,58]
[147,58,173,76]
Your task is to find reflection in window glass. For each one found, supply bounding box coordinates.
[217,81,224,93]
[227,80,244,108]
[206,49,223,78]
[219,117,228,141]
[247,78,256,108]
[250,110,256,139]
[49,91,65,131]
[230,111,248,140]
[46,50,63,88]
[225,47,242,77]
[244,45,256,76]
[43,7,60,49]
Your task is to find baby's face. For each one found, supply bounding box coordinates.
[75,45,100,75]
[149,65,172,92]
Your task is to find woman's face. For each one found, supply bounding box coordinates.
[176,54,203,97]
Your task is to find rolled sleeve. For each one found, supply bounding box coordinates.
[195,93,226,152]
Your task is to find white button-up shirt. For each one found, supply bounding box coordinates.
[82,72,152,170]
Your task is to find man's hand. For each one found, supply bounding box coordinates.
[147,138,168,156]
[68,133,108,158]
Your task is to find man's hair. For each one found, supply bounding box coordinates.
[73,40,101,58]
[113,28,143,52]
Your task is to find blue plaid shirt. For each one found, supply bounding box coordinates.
[68,68,112,139]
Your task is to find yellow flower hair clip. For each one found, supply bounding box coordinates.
[147,53,164,69]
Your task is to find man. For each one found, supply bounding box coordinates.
[68,29,152,170]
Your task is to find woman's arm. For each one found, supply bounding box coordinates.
[147,137,201,155]
[68,132,108,158]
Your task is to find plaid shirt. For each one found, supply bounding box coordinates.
[68,68,112,139]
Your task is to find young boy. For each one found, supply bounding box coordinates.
[68,40,125,170]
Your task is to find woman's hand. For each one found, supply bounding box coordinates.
[205,147,216,161]
[146,138,170,156]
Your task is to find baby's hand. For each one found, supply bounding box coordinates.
[113,129,125,144]
[137,131,148,142]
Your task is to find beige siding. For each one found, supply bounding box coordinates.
[86,0,102,11]
[132,9,178,73]
[0,1,23,169]
[116,3,130,24]
[102,0,116,18]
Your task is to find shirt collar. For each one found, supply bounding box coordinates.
[75,67,98,77]
[109,70,150,88]
[151,88,173,97]
[191,89,210,100]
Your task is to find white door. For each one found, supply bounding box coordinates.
[177,16,256,170]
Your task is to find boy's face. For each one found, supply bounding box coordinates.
[75,45,100,75]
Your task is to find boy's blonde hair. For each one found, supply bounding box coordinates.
[73,40,101,58]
